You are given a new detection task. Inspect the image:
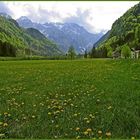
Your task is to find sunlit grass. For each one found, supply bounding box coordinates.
[0,59,139,139]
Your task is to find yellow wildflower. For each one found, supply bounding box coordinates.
[106,132,111,137]
[23,117,26,120]
[131,137,135,140]
[74,113,78,117]
[32,115,35,118]
[75,127,80,131]
[98,130,102,134]
[3,123,8,127]
[4,112,8,115]
[107,106,112,110]
[84,117,88,120]
[87,128,92,132]
[21,102,24,105]
[76,136,80,139]
[8,114,11,117]
[48,112,51,115]
[83,131,88,135]
[0,134,5,137]
[55,110,60,114]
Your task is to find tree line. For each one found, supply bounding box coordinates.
[0,40,16,57]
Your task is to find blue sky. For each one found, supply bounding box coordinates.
[0,1,139,33]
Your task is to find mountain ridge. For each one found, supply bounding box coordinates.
[0,14,62,57]
[17,16,103,53]
[94,2,140,55]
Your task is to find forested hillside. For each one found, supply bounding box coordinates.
[17,17,103,53]
[0,15,61,57]
[90,3,140,58]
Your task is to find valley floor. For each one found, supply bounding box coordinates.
[0,59,140,139]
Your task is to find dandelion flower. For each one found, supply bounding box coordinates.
[8,114,11,117]
[3,123,8,127]
[21,102,24,105]
[23,117,26,120]
[84,117,88,120]
[32,115,35,119]
[83,131,88,135]
[76,136,80,139]
[107,106,112,110]
[75,127,80,131]
[86,120,90,123]
[48,112,51,115]
[74,114,78,117]
[131,137,135,140]
[4,112,8,115]
[0,134,5,137]
[55,110,60,114]
[106,132,111,137]
[87,128,92,132]
[98,130,102,134]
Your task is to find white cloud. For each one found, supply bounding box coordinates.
[0,2,12,15]
[2,1,139,33]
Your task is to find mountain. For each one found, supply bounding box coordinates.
[17,16,103,53]
[93,31,110,48]
[96,2,140,52]
[0,15,62,57]
[0,12,12,19]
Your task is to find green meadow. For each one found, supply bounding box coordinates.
[0,59,139,139]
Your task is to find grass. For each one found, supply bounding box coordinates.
[0,59,139,139]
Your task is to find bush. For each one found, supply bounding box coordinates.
[121,44,131,58]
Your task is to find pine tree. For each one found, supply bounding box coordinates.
[84,49,88,58]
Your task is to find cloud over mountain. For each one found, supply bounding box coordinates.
[0,2,12,15]
[1,1,139,33]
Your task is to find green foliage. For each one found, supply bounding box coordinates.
[90,47,96,58]
[89,47,107,58]
[67,45,76,59]
[93,31,110,48]
[97,3,140,56]
[84,49,88,58]
[0,40,16,57]
[0,16,61,57]
[121,44,131,58]
[107,50,113,58]
[107,46,113,58]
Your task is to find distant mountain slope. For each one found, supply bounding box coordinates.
[26,28,46,40]
[93,31,110,48]
[0,14,62,56]
[25,28,62,55]
[17,16,103,53]
[97,2,140,51]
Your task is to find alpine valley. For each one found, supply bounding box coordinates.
[0,13,62,57]
[17,16,103,53]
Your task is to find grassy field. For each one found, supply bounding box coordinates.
[0,59,140,139]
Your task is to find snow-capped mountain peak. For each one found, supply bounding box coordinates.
[17,16,103,53]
